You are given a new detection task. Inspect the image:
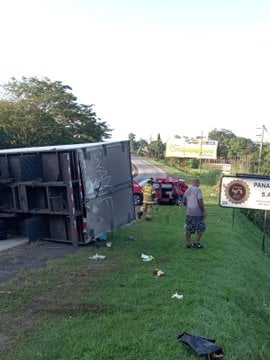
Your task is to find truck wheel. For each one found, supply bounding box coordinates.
[133,193,143,206]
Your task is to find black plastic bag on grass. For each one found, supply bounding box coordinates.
[177,332,224,359]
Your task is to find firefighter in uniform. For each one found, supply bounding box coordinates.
[142,179,156,220]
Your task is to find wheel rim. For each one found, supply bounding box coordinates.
[133,194,142,206]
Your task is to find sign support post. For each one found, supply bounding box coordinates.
[262,210,267,252]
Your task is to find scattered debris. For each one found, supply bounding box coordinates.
[106,242,112,248]
[153,269,165,277]
[89,254,106,260]
[171,292,183,300]
[128,236,136,241]
[141,253,154,261]
[177,332,224,359]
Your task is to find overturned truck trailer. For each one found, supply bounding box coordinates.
[0,141,135,245]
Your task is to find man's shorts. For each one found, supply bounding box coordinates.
[186,215,206,234]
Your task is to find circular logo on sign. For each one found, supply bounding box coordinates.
[224,179,250,204]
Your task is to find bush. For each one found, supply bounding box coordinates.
[241,208,270,236]
[200,169,222,186]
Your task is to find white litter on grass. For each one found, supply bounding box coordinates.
[89,253,106,260]
[171,293,183,300]
[141,253,154,261]
[153,269,165,277]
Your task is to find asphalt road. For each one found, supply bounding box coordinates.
[0,237,28,251]
[0,238,28,251]
[131,155,168,182]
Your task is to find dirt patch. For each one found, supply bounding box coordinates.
[0,240,82,283]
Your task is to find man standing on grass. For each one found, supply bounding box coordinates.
[183,178,206,249]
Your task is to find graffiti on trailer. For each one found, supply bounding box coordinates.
[82,150,114,210]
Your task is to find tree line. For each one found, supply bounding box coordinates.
[0,76,269,175]
[0,77,112,148]
[129,128,270,176]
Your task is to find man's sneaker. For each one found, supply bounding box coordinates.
[193,243,204,249]
[186,243,192,249]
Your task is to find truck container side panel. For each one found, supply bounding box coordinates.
[41,152,61,182]
[65,152,79,244]
[20,154,43,181]
[26,216,49,242]
[75,153,84,212]
[59,152,72,182]
[78,141,135,240]
[48,186,68,212]
[0,153,41,182]
[0,155,10,180]
[14,186,20,210]
[51,152,81,212]
[47,215,71,242]
[26,186,48,211]
[76,154,88,243]
[0,141,135,244]
[70,150,79,182]
[27,215,72,243]
[8,155,21,180]
[0,186,14,211]
[19,184,29,212]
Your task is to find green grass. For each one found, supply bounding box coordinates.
[1,193,270,359]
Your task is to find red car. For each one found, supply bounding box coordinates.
[133,177,188,206]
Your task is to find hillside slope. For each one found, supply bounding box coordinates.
[1,185,270,360]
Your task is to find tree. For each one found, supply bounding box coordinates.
[148,139,165,159]
[128,133,137,153]
[208,128,237,157]
[227,137,257,158]
[0,77,112,148]
[136,138,149,156]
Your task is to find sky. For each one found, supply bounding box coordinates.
[1,0,270,143]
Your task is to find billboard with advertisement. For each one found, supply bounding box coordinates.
[220,175,270,210]
[165,138,218,160]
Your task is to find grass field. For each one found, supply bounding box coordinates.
[1,172,270,359]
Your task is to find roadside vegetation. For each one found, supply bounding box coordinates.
[0,81,270,358]
[142,153,270,238]
[1,169,270,359]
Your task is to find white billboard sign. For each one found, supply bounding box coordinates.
[220,175,270,210]
[165,138,218,160]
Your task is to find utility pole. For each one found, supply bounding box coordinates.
[257,125,266,174]
[199,131,203,174]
